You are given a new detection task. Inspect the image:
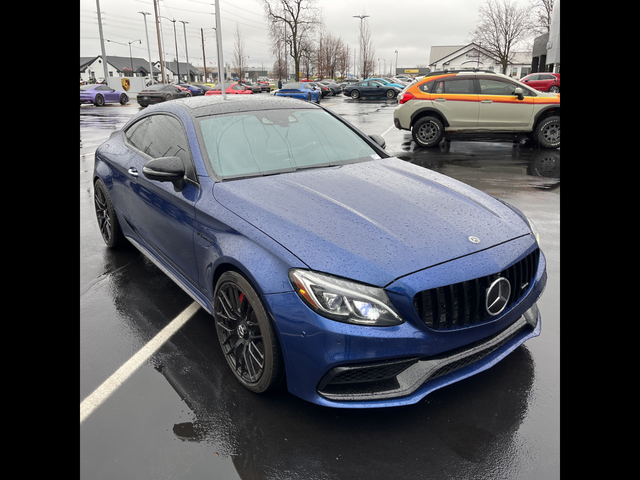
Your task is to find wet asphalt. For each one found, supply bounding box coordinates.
[80,93,559,479]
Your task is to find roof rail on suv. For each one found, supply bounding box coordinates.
[425,69,497,77]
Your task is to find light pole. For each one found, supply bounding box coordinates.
[106,39,141,77]
[139,12,154,84]
[395,50,398,76]
[179,20,190,83]
[353,14,369,79]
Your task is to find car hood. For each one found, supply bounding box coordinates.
[213,157,531,286]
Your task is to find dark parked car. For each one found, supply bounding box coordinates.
[93,95,546,408]
[343,80,401,99]
[136,84,191,107]
[81,84,128,106]
[317,81,342,96]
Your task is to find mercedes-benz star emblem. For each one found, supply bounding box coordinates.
[468,236,480,244]
[486,277,511,316]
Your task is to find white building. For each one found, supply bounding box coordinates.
[429,43,532,79]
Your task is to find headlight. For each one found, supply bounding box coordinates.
[288,269,404,326]
[527,217,540,245]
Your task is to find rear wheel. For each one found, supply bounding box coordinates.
[214,271,285,393]
[412,116,444,148]
[94,94,104,106]
[94,178,126,248]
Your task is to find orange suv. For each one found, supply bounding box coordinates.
[393,70,560,148]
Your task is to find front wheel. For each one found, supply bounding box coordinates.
[214,271,285,393]
[386,89,396,99]
[412,116,444,148]
[351,90,360,99]
[119,94,128,105]
[534,115,560,148]
[549,85,560,93]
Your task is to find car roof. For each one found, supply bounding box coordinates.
[153,95,321,118]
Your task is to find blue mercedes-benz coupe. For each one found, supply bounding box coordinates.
[93,95,546,408]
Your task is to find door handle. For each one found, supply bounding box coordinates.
[481,100,493,104]
[434,98,446,102]
[128,167,139,177]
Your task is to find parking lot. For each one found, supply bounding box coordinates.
[80,93,559,479]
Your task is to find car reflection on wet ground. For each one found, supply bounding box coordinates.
[80,96,559,480]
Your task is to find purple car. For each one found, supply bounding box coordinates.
[80,84,129,106]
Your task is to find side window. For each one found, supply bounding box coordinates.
[124,114,195,180]
[426,78,474,94]
[478,78,528,96]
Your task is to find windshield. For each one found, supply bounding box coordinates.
[197,109,381,180]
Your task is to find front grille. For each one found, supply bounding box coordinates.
[413,249,539,330]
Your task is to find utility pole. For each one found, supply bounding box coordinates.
[180,20,189,83]
[140,12,154,84]
[95,0,109,82]
[152,0,165,83]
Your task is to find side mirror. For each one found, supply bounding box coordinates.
[514,87,524,101]
[143,156,185,191]
[369,134,386,149]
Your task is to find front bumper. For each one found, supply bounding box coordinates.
[263,238,546,408]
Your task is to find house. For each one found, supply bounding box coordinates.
[80,55,160,83]
[429,43,532,79]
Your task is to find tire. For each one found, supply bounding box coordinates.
[307,93,311,102]
[94,94,104,106]
[549,85,560,93]
[165,94,173,101]
[386,89,396,99]
[119,94,128,105]
[316,92,321,104]
[93,178,126,248]
[351,90,360,99]
[412,116,444,148]
[534,115,560,148]
[214,271,285,393]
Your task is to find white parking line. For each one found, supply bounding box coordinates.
[80,301,200,424]
[381,125,394,137]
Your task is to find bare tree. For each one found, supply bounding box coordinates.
[530,0,554,34]
[233,24,247,80]
[262,0,323,81]
[470,0,532,74]
[360,20,376,79]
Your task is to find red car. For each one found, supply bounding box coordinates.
[204,83,254,95]
[519,73,560,93]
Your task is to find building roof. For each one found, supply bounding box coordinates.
[80,55,160,74]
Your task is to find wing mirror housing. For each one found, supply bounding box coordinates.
[514,87,524,101]
[143,156,185,191]
[369,134,386,149]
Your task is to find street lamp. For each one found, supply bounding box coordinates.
[179,20,190,83]
[353,14,369,79]
[139,12,154,84]
[106,39,141,77]
[395,50,398,76]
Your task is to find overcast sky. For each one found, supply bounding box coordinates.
[80,0,493,75]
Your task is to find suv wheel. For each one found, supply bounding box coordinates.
[412,116,444,148]
[535,115,560,148]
